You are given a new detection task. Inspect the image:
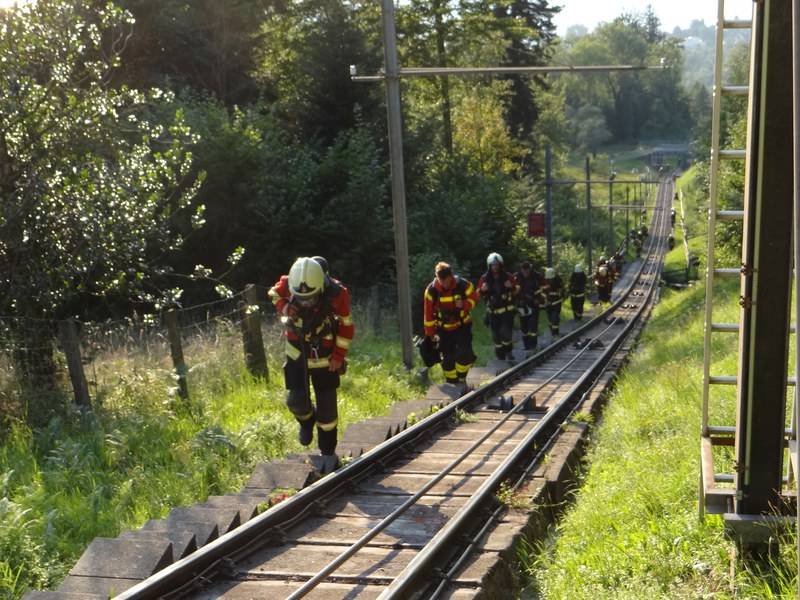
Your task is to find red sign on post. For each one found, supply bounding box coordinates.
[527,212,546,237]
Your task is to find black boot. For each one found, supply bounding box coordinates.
[297,411,315,446]
[317,426,338,456]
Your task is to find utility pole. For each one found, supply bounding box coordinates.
[380,0,414,370]
[609,162,615,251]
[545,143,553,266]
[585,156,592,270]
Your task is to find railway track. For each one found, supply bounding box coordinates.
[41,180,674,600]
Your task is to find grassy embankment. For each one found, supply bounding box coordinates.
[520,168,797,598]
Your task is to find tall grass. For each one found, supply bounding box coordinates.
[520,279,798,599]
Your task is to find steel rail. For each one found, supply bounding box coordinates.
[287,315,630,599]
[115,179,673,600]
[383,193,670,598]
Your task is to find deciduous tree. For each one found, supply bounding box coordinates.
[0,0,202,392]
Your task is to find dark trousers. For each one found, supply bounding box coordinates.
[571,295,585,319]
[438,324,476,382]
[518,306,540,349]
[489,311,515,359]
[546,303,562,336]
[284,354,340,453]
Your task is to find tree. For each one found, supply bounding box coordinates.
[106,0,268,106]
[493,0,560,145]
[0,0,202,394]
[552,9,692,144]
[568,105,612,155]
[257,0,384,147]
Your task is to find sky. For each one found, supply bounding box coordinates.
[0,0,754,36]
[554,0,754,36]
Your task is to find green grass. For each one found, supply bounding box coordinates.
[518,163,798,599]
[519,252,797,597]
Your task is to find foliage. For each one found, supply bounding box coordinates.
[107,0,267,106]
[552,9,692,145]
[0,0,203,322]
[257,0,385,146]
[239,115,394,289]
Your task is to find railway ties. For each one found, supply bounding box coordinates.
[44,179,673,600]
[210,413,536,598]
[177,308,655,599]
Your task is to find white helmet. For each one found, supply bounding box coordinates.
[574,263,584,273]
[545,267,555,279]
[311,255,329,275]
[487,252,503,267]
[598,255,607,264]
[288,257,325,306]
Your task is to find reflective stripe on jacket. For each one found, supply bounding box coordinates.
[269,275,354,364]
[423,276,478,338]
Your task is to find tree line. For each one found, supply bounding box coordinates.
[1,0,709,404]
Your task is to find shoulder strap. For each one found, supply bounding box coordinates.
[427,280,440,303]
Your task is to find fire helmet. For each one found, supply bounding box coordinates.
[486,252,503,267]
[545,267,555,279]
[288,257,325,306]
[311,256,329,275]
[574,263,584,273]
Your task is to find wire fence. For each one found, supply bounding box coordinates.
[0,283,392,424]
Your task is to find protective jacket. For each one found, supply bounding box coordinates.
[568,272,587,298]
[423,276,478,338]
[516,270,546,309]
[269,275,354,369]
[594,267,614,289]
[478,271,519,315]
[545,276,565,307]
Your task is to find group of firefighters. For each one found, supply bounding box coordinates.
[265,245,634,456]
[420,252,627,389]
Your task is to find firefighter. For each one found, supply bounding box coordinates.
[544,267,565,338]
[568,264,587,321]
[668,234,675,250]
[268,257,355,457]
[423,262,479,386]
[594,263,614,303]
[478,253,520,360]
[514,260,546,351]
[633,235,643,258]
[610,252,624,280]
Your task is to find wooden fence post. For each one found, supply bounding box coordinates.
[239,284,269,380]
[58,319,91,407]
[371,285,381,335]
[164,309,189,400]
